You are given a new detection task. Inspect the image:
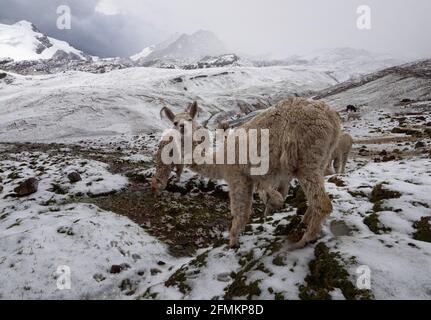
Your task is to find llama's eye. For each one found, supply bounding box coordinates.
[174,122,178,126]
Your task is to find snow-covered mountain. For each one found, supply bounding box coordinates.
[253,48,405,83]
[0,20,87,62]
[292,47,404,82]
[130,45,156,61]
[131,33,181,62]
[139,30,228,63]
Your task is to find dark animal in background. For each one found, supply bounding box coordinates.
[346,105,357,113]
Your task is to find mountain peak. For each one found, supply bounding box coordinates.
[0,20,87,62]
[13,20,38,32]
[142,29,227,61]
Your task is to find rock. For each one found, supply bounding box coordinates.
[110,265,123,274]
[415,141,425,149]
[330,220,353,237]
[381,155,396,162]
[391,127,421,136]
[67,172,82,183]
[132,254,142,261]
[109,263,130,274]
[0,185,3,193]
[57,226,74,236]
[150,268,162,275]
[14,178,38,196]
[0,72,6,79]
[93,273,106,282]
[217,272,232,282]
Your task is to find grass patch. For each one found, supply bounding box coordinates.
[370,183,401,203]
[328,176,346,187]
[285,184,307,216]
[412,217,431,243]
[363,213,391,234]
[299,243,373,300]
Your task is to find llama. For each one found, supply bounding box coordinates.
[151,121,287,215]
[159,98,341,248]
[217,120,288,216]
[327,132,353,174]
[151,134,183,195]
[346,105,357,113]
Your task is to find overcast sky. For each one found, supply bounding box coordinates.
[1,0,430,58]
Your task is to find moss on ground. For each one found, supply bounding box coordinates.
[299,243,373,300]
[412,217,431,243]
[328,176,346,187]
[370,183,401,203]
[363,213,391,234]
[165,267,191,295]
[372,201,393,213]
[272,255,286,266]
[348,190,367,198]
[164,251,209,295]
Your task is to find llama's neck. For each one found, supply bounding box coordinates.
[186,128,225,180]
[188,159,225,180]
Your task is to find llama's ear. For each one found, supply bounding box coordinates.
[160,107,175,123]
[189,101,199,119]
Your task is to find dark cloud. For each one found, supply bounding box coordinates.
[1,0,430,59]
[0,0,164,57]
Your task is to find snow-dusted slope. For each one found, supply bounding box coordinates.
[0,66,336,142]
[0,20,86,62]
[301,48,403,82]
[314,58,431,112]
[273,48,405,83]
[130,45,155,61]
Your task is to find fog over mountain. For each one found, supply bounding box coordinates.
[1,0,431,59]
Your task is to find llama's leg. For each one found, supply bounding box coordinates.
[333,153,341,174]
[278,179,292,199]
[341,153,349,174]
[264,178,292,216]
[264,188,284,216]
[229,179,253,248]
[292,173,332,249]
[175,165,183,182]
[324,159,335,176]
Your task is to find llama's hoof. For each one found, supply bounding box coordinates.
[287,240,307,251]
[229,240,240,249]
[288,234,320,251]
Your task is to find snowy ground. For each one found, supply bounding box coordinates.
[1,63,431,300]
[0,66,336,142]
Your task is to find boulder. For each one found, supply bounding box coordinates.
[14,178,38,196]
[67,172,82,183]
